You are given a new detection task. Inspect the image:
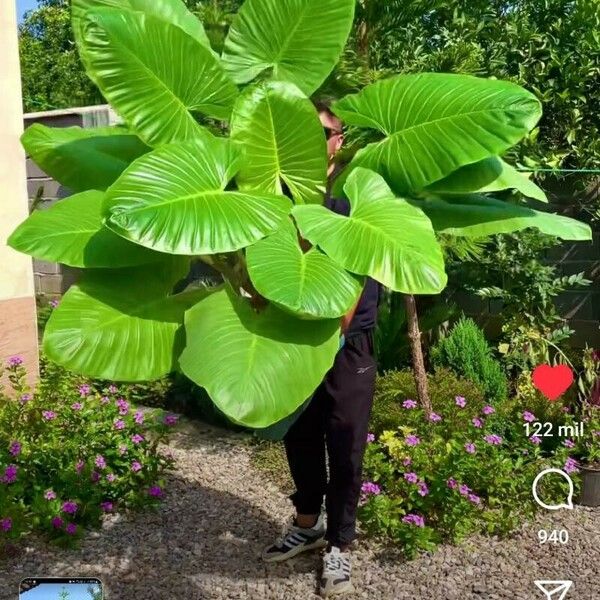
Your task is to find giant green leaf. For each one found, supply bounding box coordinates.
[43,259,208,381]
[79,9,238,147]
[7,191,166,268]
[230,81,327,204]
[72,0,212,51]
[293,168,447,294]
[222,0,355,96]
[179,286,340,428]
[246,218,363,318]
[425,156,547,202]
[417,195,593,240]
[21,124,149,192]
[104,135,292,255]
[332,73,542,196]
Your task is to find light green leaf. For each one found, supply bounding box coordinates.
[222,0,355,96]
[43,259,207,381]
[230,81,327,204]
[72,0,212,50]
[418,195,593,240]
[425,157,547,202]
[79,8,238,147]
[293,168,447,294]
[7,191,166,268]
[332,73,542,196]
[104,135,292,255]
[21,124,149,192]
[246,218,363,318]
[179,287,340,428]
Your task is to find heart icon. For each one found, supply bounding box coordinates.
[532,364,574,401]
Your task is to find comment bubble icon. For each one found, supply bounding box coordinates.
[532,468,574,511]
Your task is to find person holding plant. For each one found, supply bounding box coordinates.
[261,100,381,598]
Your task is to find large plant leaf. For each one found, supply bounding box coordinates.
[418,195,593,240]
[332,73,542,196]
[79,8,238,147]
[246,218,363,318]
[230,81,327,205]
[7,191,166,268]
[72,0,212,50]
[221,0,355,96]
[21,124,149,192]
[292,168,447,294]
[425,157,547,202]
[104,135,292,255]
[43,259,208,381]
[179,286,340,428]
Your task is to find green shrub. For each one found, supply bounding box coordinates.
[430,317,508,403]
[0,355,178,552]
[370,368,486,435]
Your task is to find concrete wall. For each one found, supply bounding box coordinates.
[0,1,39,387]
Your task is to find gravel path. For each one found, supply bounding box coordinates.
[1,417,599,600]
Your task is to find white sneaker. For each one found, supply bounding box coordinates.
[261,513,327,562]
[320,546,354,597]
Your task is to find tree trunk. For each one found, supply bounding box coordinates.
[404,294,432,414]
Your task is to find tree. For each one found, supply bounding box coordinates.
[8,0,591,421]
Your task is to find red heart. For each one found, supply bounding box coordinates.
[532,364,574,401]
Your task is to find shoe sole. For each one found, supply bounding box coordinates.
[261,537,327,563]
[320,581,355,597]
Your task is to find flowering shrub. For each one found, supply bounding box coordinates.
[358,380,577,558]
[0,356,179,552]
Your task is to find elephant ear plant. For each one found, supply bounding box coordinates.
[8,0,592,428]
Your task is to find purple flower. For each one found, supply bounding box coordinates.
[0,517,12,532]
[529,435,542,445]
[468,493,482,505]
[403,399,417,409]
[482,405,495,415]
[71,402,83,411]
[405,434,420,447]
[447,478,458,490]
[464,443,476,454]
[116,398,129,415]
[61,501,78,514]
[360,481,381,496]
[108,385,118,394]
[402,457,412,466]
[2,464,18,484]
[114,419,126,430]
[455,396,467,408]
[100,501,113,512]
[106,473,116,483]
[164,414,178,426]
[428,412,442,423]
[90,471,100,483]
[95,455,106,470]
[484,434,503,446]
[593,431,600,437]
[417,482,429,497]
[404,472,419,484]
[7,356,23,367]
[100,396,110,405]
[65,522,77,535]
[366,433,375,443]
[562,406,571,414]
[131,434,144,444]
[472,417,483,428]
[118,445,128,455]
[564,457,579,474]
[44,489,56,500]
[134,411,145,425]
[78,384,91,397]
[49,299,59,309]
[402,514,425,528]
[563,439,575,448]
[42,410,56,421]
[20,393,32,404]
[148,485,163,498]
[75,460,84,474]
[459,484,471,497]
[131,461,142,473]
[51,516,64,528]
[523,411,536,423]
[9,441,21,456]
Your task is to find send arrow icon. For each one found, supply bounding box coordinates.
[534,580,573,600]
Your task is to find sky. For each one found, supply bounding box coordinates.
[16,0,38,22]
[21,582,101,600]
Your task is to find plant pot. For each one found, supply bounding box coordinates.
[579,463,600,507]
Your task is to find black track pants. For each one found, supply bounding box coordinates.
[283,330,377,547]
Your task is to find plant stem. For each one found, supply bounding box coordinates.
[404,294,432,415]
